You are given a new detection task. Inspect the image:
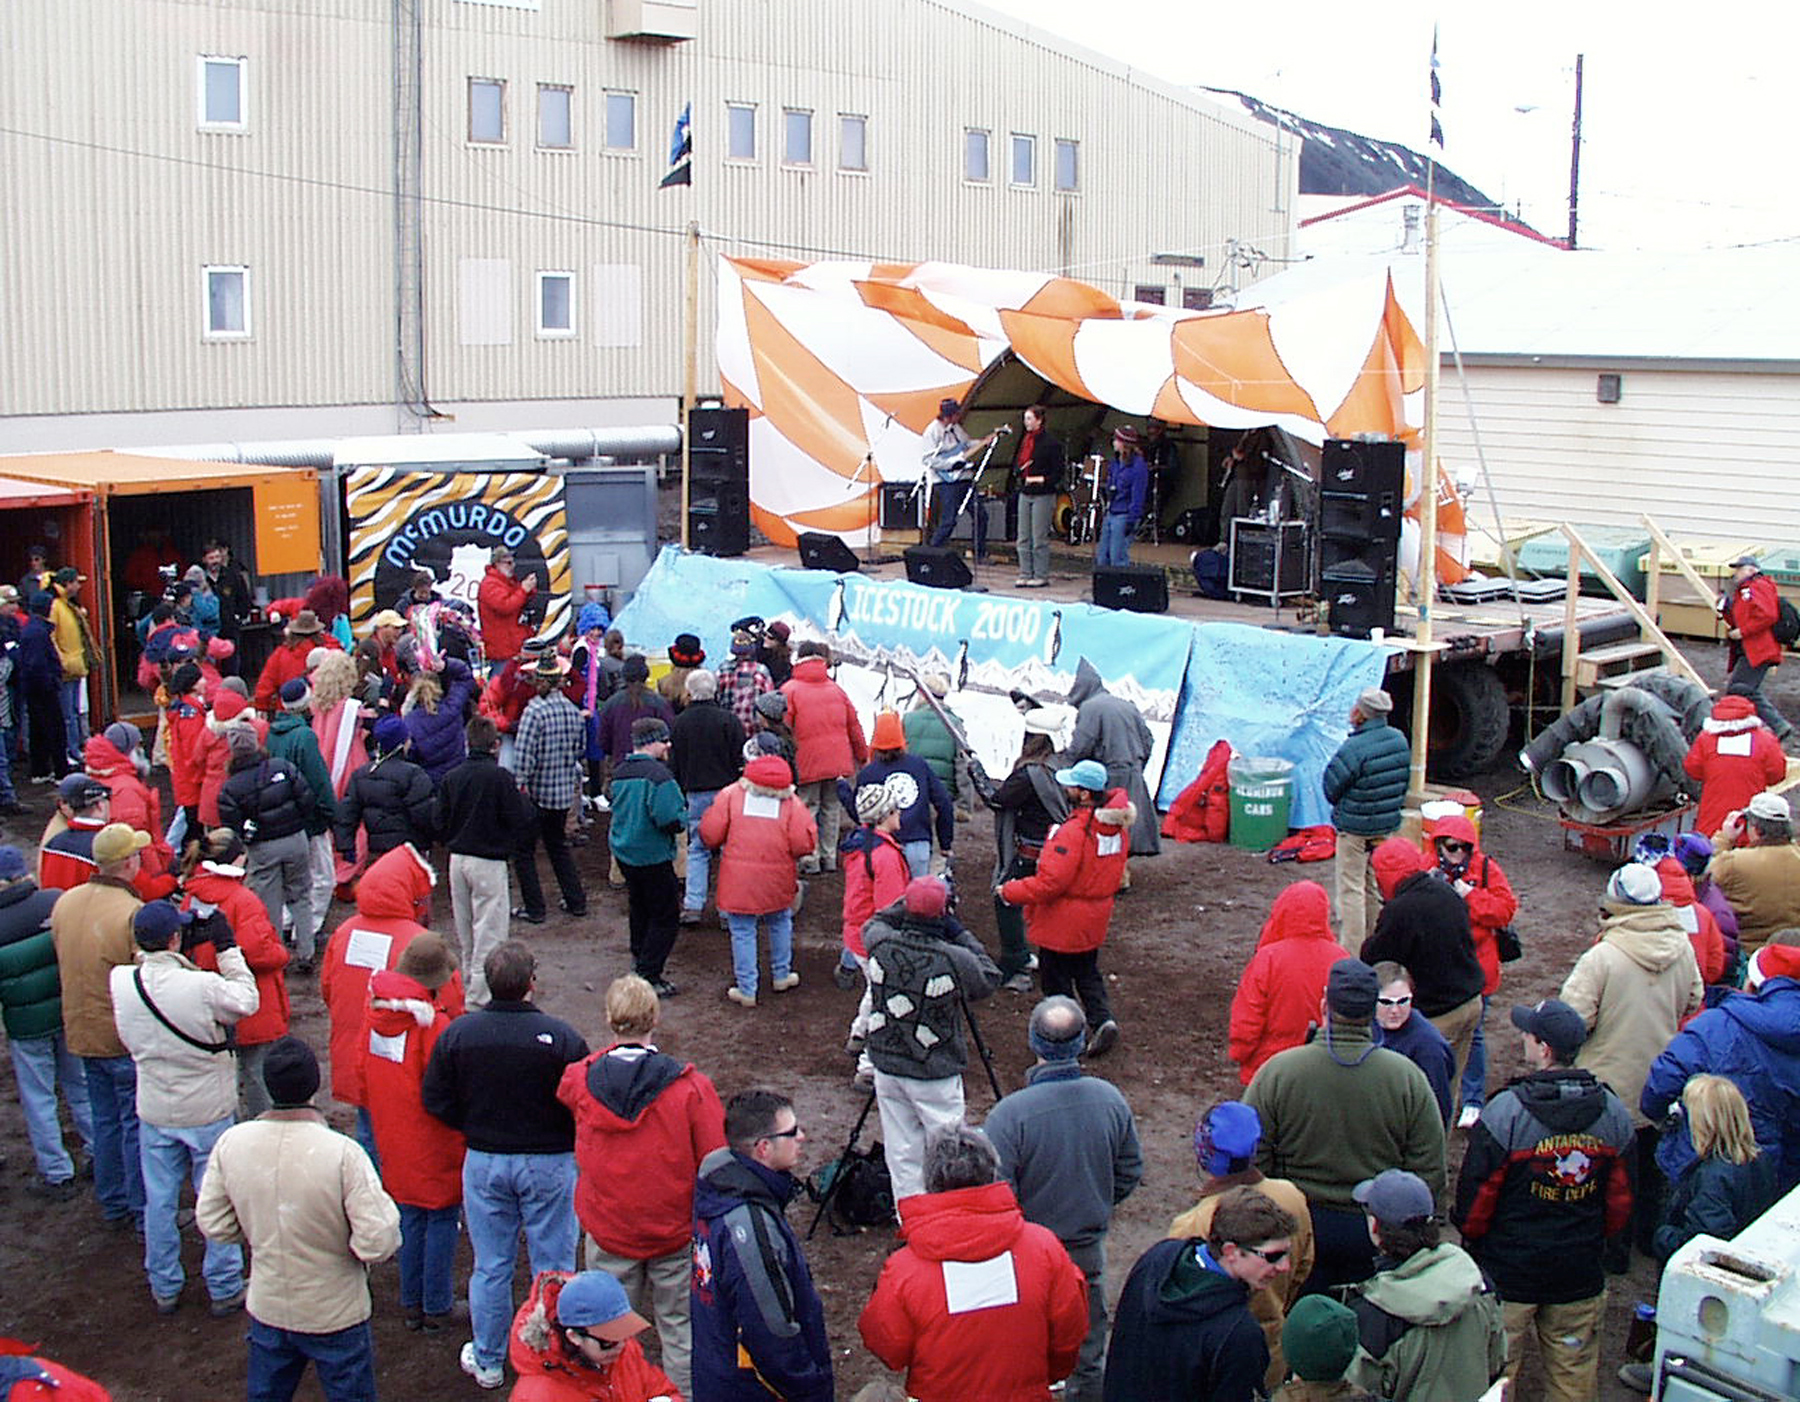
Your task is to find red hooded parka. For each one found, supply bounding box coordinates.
[183,864,290,1046]
[698,757,818,915]
[1684,695,1787,841]
[1654,857,1728,985]
[779,654,868,784]
[1228,881,1352,1084]
[996,791,1133,954]
[1431,814,1518,996]
[363,968,464,1209]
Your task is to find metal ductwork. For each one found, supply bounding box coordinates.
[143,425,681,470]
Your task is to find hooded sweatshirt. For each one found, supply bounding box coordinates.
[363,968,464,1210]
[858,1181,1089,1402]
[1343,1243,1506,1402]
[557,1041,725,1258]
[319,843,457,1108]
[1431,815,1518,996]
[1684,695,1786,839]
[1102,1238,1268,1402]
[1361,840,1485,1017]
[1654,857,1727,984]
[1230,881,1353,1083]
[1066,659,1161,857]
[1559,899,1704,1126]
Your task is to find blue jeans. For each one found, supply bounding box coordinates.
[929,479,986,556]
[1096,514,1135,568]
[902,838,932,879]
[58,677,87,756]
[141,1116,243,1302]
[247,1317,377,1402]
[0,722,15,802]
[725,908,794,1000]
[463,1150,577,1371]
[1461,995,1492,1110]
[353,1106,380,1175]
[83,1054,144,1224]
[398,1203,460,1315]
[684,790,719,911]
[9,1031,93,1181]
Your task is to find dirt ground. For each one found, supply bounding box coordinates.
[1,636,1789,1400]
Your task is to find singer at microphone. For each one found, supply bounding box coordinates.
[1009,403,1064,587]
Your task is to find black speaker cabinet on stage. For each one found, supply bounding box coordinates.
[796,532,861,574]
[688,480,750,557]
[903,546,973,591]
[689,406,749,484]
[879,482,921,530]
[1093,565,1169,614]
[947,496,1015,544]
[1316,438,1403,637]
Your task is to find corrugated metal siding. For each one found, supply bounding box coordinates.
[5,0,1293,419]
[1441,364,1800,543]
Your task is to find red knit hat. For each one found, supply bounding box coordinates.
[213,690,249,722]
[870,711,906,751]
[743,755,792,790]
[904,877,949,919]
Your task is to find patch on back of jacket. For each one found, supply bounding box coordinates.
[943,1252,1018,1313]
[1523,1134,1608,1204]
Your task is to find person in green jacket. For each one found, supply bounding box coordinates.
[902,674,971,821]
[1322,688,1411,943]
[608,717,689,996]
[1341,1170,1505,1402]
[270,676,340,956]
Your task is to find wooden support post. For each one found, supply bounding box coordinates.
[1561,537,1582,712]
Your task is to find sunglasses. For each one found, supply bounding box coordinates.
[761,1124,803,1141]
[1376,995,1413,1007]
[1438,841,1473,854]
[571,1329,624,1352]
[1239,1243,1290,1265]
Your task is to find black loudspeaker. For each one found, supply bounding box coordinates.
[796,532,861,573]
[1320,437,1405,497]
[689,406,749,484]
[689,481,750,557]
[903,546,973,590]
[947,497,1015,544]
[1317,438,1403,637]
[1321,561,1396,639]
[879,482,922,530]
[1093,565,1169,613]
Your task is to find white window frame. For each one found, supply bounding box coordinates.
[782,108,814,167]
[196,55,247,131]
[1054,138,1079,193]
[726,103,757,162]
[1010,133,1036,188]
[537,85,573,150]
[202,265,251,340]
[536,270,576,339]
[468,77,507,145]
[964,128,991,184]
[603,90,637,153]
[838,113,868,173]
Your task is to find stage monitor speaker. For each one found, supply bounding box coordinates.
[796,532,861,574]
[878,482,922,530]
[688,406,749,484]
[1321,560,1397,639]
[903,546,973,591]
[1321,437,1404,497]
[1093,565,1169,613]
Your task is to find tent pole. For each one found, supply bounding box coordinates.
[1408,160,1442,799]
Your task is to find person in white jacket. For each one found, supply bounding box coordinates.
[110,899,259,1316]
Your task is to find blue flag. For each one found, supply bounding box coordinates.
[661,101,692,188]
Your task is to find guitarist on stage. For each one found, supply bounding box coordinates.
[922,397,1005,559]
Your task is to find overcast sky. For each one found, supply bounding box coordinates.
[978,0,1795,253]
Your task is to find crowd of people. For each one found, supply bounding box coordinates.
[1,546,1798,1401]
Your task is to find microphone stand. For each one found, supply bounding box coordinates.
[856,415,901,569]
[954,429,1009,595]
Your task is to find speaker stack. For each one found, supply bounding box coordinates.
[1316,438,1403,638]
[688,407,750,557]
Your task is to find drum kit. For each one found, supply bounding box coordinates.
[1054,454,1109,546]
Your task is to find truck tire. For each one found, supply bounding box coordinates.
[1430,663,1512,779]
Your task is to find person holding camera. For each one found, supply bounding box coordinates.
[1428,814,1518,1130]
[110,899,260,1316]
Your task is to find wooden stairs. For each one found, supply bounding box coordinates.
[1560,517,1712,706]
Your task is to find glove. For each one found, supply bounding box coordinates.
[206,909,238,953]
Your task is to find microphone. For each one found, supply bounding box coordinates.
[994,424,1013,436]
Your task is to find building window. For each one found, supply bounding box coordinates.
[203,266,251,339]
[537,86,572,149]
[537,272,575,337]
[604,91,636,151]
[1133,284,1166,305]
[1054,139,1079,192]
[964,128,990,183]
[727,103,757,160]
[469,78,506,144]
[838,114,867,172]
[1182,287,1214,311]
[1010,133,1035,186]
[198,56,247,129]
[783,109,813,166]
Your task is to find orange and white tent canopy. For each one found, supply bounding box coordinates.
[716,256,1427,547]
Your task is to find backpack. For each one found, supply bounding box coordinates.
[1161,739,1233,843]
[1773,594,1800,648]
[808,1140,895,1234]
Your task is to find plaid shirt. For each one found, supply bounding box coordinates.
[514,690,585,809]
[717,659,774,733]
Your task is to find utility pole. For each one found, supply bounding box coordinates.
[1567,54,1584,250]
[681,221,700,549]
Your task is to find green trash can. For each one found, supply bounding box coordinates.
[1228,757,1294,851]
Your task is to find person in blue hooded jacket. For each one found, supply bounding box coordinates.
[1640,936,1800,1193]
[690,1088,832,1402]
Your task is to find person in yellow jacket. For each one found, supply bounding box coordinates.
[48,567,96,760]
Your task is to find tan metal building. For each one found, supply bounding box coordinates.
[2,0,1296,452]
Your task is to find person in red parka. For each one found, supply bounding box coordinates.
[699,753,818,1006]
[0,1339,112,1402]
[996,759,1133,1057]
[181,828,291,1115]
[508,1269,680,1402]
[477,546,536,667]
[1228,881,1352,1085]
[320,841,463,1161]
[83,723,178,897]
[557,974,723,1399]
[1653,856,1728,986]
[364,934,466,1332]
[780,641,868,875]
[1685,692,1787,841]
[858,1123,1088,1402]
[1429,814,1518,1128]
[840,781,911,1084]
[1721,556,1794,742]
[163,663,211,836]
[252,609,339,715]
[479,655,540,737]
[196,689,268,830]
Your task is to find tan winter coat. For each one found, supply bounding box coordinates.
[1559,902,1703,1127]
[197,1114,401,1334]
[49,875,142,1059]
[110,946,258,1128]
[1708,840,1800,952]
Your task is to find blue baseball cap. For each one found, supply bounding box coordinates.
[556,1271,649,1341]
[1054,759,1109,793]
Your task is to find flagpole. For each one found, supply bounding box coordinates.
[682,219,700,550]
[1408,35,1444,800]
